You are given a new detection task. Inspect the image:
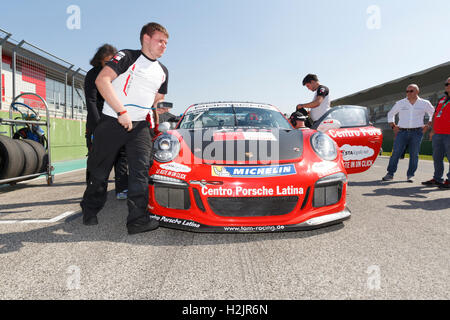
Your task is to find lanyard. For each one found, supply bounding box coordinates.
[436,99,450,118]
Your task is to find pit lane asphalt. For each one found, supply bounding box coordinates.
[0,157,448,300]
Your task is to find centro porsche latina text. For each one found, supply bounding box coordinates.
[200,185,304,196]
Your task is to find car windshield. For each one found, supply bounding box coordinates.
[320,106,369,127]
[178,103,292,129]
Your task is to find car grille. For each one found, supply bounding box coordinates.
[313,182,343,207]
[207,196,298,217]
[154,184,191,210]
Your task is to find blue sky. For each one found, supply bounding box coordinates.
[2,0,449,115]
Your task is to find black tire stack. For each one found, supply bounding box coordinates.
[0,135,47,181]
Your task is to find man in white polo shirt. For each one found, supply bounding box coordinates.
[382,84,434,182]
[80,22,169,235]
[296,74,330,125]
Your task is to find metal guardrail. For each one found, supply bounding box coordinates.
[0,27,87,121]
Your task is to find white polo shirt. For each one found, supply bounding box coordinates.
[102,49,168,127]
[310,85,331,122]
[387,97,434,128]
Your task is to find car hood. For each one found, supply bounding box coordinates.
[174,128,303,164]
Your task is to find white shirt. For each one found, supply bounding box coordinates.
[102,50,168,126]
[387,97,434,128]
[310,85,331,122]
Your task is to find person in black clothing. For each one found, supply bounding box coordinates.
[289,111,307,129]
[81,23,169,235]
[84,44,128,200]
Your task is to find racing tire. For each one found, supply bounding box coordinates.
[0,135,25,180]
[15,139,39,176]
[21,139,46,174]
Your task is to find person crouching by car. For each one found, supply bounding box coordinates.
[84,44,128,200]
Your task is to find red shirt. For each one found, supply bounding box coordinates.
[433,94,450,134]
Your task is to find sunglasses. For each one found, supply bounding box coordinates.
[445,83,450,87]
[406,90,415,93]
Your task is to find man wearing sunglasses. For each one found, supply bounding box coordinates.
[422,78,450,189]
[382,84,434,182]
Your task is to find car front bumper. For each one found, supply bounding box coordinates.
[149,207,351,233]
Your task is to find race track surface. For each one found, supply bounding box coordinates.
[0,157,449,299]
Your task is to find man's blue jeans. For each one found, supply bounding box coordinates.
[432,133,450,182]
[387,129,423,177]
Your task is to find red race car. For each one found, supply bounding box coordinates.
[148,102,382,232]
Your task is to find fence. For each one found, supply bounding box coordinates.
[0,27,87,121]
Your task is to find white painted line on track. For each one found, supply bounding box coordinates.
[0,211,79,224]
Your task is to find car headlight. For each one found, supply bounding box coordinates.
[310,132,337,161]
[153,133,180,163]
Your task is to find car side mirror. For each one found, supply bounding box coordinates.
[157,101,173,109]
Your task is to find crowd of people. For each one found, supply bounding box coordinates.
[81,22,449,235]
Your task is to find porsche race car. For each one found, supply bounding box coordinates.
[148,102,382,232]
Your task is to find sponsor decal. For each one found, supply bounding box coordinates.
[149,214,201,228]
[328,127,381,138]
[212,164,296,178]
[344,160,373,169]
[160,162,191,173]
[150,214,286,232]
[340,144,374,161]
[200,185,304,197]
[156,168,187,179]
[112,51,125,63]
[223,225,286,232]
[188,103,277,113]
[213,131,277,141]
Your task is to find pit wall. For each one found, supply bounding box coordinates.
[0,110,87,162]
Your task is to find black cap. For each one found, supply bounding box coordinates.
[290,111,307,121]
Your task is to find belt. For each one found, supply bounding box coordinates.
[399,127,422,131]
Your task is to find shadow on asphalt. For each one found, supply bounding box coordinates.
[0,179,114,194]
[0,197,82,214]
[348,181,450,211]
[387,198,450,211]
[0,200,345,255]
[361,185,446,199]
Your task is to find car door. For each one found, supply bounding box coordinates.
[312,105,383,174]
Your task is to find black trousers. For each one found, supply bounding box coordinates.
[81,115,153,226]
[86,127,129,194]
[113,147,128,194]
